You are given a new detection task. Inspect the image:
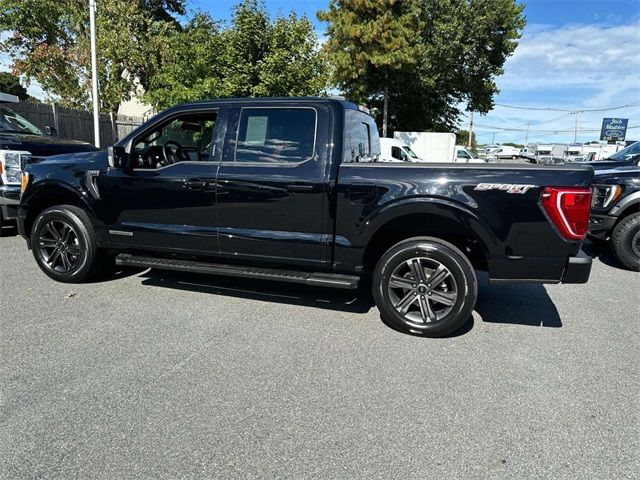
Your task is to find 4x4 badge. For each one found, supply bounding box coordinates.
[474,183,535,194]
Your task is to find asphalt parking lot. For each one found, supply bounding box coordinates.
[0,228,638,479]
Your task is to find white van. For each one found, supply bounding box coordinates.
[487,145,521,160]
[454,146,485,163]
[379,138,423,163]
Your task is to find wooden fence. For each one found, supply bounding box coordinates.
[8,101,144,147]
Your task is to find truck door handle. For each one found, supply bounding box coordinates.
[183,179,209,189]
[286,184,314,193]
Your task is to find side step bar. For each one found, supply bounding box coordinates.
[115,254,360,289]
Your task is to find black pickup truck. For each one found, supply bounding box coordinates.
[0,100,96,230]
[589,146,640,271]
[18,98,594,336]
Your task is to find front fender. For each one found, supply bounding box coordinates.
[19,180,98,240]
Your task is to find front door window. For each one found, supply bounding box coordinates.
[132,112,217,168]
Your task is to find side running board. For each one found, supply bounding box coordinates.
[115,254,360,290]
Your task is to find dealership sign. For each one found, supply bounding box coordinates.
[600,118,628,141]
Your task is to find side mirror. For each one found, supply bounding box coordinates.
[45,126,58,136]
[107,146,130,169]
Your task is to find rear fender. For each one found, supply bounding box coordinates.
[361,197,496,256]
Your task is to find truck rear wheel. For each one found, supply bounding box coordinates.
[372,237,477,337]
[31,205,104,283]
[611,213,640,271]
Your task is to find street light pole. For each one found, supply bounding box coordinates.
[89,0,100,148]
[467,111,474,148]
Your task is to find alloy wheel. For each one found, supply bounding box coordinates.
[38,220,84,274]
[387,257,458,327]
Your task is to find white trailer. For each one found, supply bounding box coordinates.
[582,143,625,160]
[393,131,483,163]
[536,144,567,164]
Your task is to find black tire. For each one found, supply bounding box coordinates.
[610,213,640,271]
[372,237,477,337]
[31,205,104,283]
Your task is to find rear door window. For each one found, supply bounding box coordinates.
[233,108,317,163]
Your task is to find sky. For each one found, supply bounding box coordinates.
[2,0,639,145]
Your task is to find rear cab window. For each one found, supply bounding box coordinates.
[343,108,380,163]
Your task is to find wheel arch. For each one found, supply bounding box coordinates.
[359,199,494,272]
[23,182,94,240]
[614,196,640,226]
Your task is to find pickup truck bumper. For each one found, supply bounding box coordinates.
[562,249,592,284]
[489,248,592,284]
[588,214,617,240]
[0,184,20,221]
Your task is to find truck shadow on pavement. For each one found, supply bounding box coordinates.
[138,269,563,333]
[139,270,374,314]
[474,275,562,328]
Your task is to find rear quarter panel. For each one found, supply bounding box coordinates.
[334,163,593,282]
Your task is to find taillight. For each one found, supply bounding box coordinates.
[541,187,592,241]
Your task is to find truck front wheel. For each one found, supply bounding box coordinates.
[372,237,477,337]
[31,205,104,283]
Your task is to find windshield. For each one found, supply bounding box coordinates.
[466,149,477,159]
[0,106,43,135]
[607,142,640,162]
[403,146,418,158]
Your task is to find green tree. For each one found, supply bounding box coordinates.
[0,0,184,113]
[144,0,328,110]
[319,0,525,133]
[318,0,423,136]
[0,71,29,100]
[455,129,477,150]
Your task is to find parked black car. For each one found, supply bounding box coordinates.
[0,101,97,230]
[18,97,594,336]
[589,163,640,271]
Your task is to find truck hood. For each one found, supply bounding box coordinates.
[0,132,97,157]
[26,150,108,169]
[589,159,640,171]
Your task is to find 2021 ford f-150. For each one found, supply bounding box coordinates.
[18,98,594,336]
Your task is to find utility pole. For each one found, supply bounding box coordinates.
[382,89,388,138]
[525,123,530,145]
[89,0,100,148]
[467,111,474,148]
[491,132,496,144]
[573,111,579,144]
